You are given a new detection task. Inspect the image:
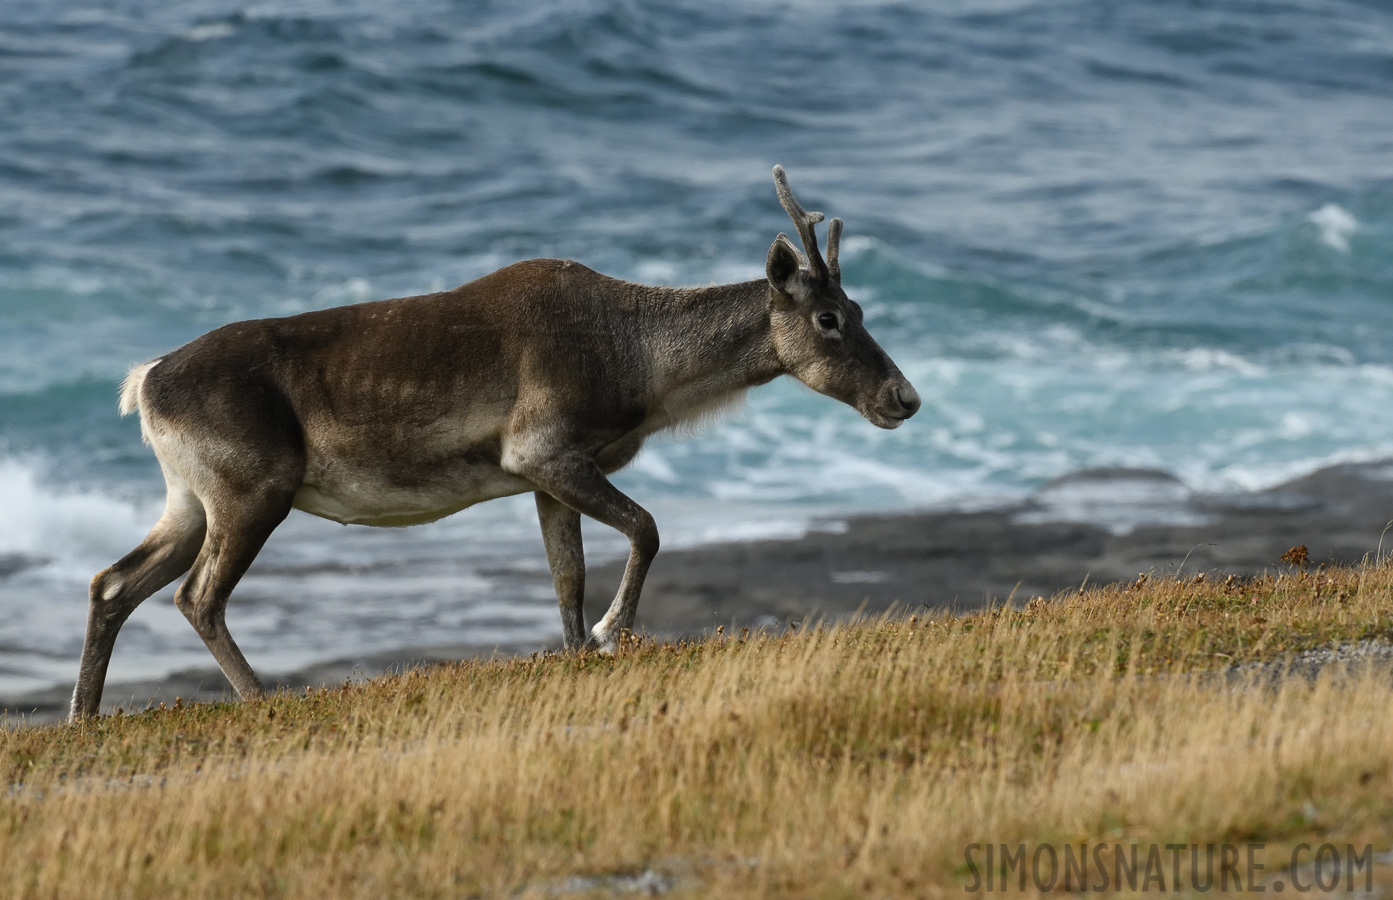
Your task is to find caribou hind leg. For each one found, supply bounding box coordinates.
[71,484,207,720]
[535,491,587,648]
[172,488,296,702]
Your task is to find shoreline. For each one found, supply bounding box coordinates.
[9,460,1393,724]
[587,461,1393,636]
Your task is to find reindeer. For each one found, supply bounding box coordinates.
[69,166,921,721]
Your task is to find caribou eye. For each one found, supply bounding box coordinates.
[817,311,839,331]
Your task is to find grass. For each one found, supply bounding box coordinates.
[3,561,1393,898]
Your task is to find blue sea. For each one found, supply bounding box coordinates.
[4,0,1393,695]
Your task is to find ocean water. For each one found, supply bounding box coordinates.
[4,0,1393,695]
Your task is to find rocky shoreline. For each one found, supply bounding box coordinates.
[583,461,1393,636]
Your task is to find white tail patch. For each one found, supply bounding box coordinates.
[118,360,161,417]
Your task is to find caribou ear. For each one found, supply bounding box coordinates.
[766,233,803,305]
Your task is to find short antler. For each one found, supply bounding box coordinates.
[773,165,829,282]
[826,217,843,284]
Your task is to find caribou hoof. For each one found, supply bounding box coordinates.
[587,629,618,654]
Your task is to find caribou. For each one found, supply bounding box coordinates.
[70,166,920,721]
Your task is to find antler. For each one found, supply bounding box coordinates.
[826,217,843,284]
[773,165,829,282]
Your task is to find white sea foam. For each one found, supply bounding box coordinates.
[1309,203,1358,253]
[0,459,164,693]
[0,458,153,571]
[1172,347,1265,376]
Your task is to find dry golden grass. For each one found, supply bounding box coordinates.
[3,562,1393,898]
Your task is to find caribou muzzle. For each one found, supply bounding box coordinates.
[865,372,921,429]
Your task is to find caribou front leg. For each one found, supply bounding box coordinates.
[535,490,587,649]
[513,453,658,652]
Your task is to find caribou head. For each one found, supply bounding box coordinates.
[764,166,921,429]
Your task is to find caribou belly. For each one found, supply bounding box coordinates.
[292,468,533,527]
